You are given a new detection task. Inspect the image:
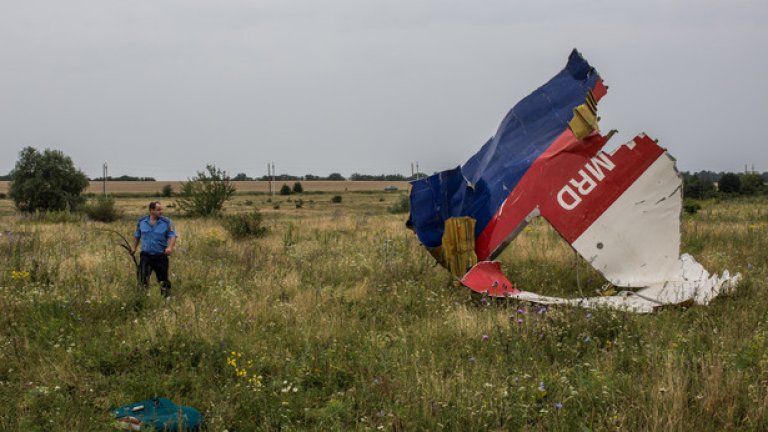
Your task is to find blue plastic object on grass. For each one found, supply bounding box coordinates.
[113,397,203,431]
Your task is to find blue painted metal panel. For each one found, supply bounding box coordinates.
[409,49,600,248]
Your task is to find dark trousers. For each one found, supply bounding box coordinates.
[138,252,172,297]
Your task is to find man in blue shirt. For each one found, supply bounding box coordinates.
[131,201,177,298]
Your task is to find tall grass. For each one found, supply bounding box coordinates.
[0,195,766,430]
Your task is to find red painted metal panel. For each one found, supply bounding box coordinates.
[461,261,520,296]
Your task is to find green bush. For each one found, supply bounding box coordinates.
[176,165,235,216]
[388,194,410,214]
[683,199,701,215]
[280,184,292,195]
[292,182,304,194]
[161,184,174,197]
[8,147,89,212]
[331,195,342,203]
[84,196,122,222]
[222,211,268,239]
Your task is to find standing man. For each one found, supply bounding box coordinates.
[131,201,177,298]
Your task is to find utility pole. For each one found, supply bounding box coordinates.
[267,163,272,195]
[416,162,420,180]
[411,163,414,179]
[102,162,108,196]
[271,162,276,197]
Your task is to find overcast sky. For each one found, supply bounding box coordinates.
[1,0,766,180]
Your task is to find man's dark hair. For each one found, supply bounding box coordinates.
[149,201,160,211]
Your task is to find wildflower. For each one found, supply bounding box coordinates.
[516,308,525,315]
[480,297,488,305]
[482,334,489,341]
[554,402,562,410]
[517,318,523,325]
[538,382,545,392]
[11,270,30,281]
[586,313,593,320]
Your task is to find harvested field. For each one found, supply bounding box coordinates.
[0,180,411,195]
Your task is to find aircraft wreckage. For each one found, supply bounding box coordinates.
[407,49,739,313]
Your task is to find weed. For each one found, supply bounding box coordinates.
[221,211,268,240]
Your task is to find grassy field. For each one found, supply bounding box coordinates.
[0,192,766,430]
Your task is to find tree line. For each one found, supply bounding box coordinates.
[682,171,767,199]
[3,146,766,214]
[232,173,426,181]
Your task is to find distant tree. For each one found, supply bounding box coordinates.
[407,173,428,181]
[233,173,252,181]
[258,174,300,181]
[279,184,292,195]
[327,173,345,181]
[176,165,235,216]
[718,173,741,194]
[740,173,764,195]
[0,173,12,181]
[684,175,715,199]
[292,181,304,193]
[695,170,720,182]
[349,173,407,181]
[304,174,320,180]
[8,147,89,212]
[92,175,155,181]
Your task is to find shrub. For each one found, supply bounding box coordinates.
[0,193,6,199]
[8,147,89,212]
[388,194,410,214]
[161,184,174,197]
[222,211,268,239]
[280,184,292,195]
[292,182,304,194]
[176,165,235,216]
[683,200,701,215]
[331,195,342,203]
[84,196,122,222]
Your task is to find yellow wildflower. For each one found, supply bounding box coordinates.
[11,270,30,281]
